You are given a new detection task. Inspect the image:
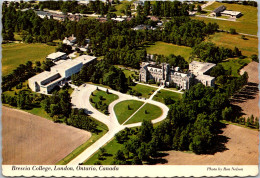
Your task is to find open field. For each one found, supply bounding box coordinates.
[159,124,258,165]
[220,58,251,77]
[153,89,182,104]
[206,32,258,57]
[2,43,56,76]
[57,120,108,165]
[114,100,144,124]
[114,0,134,16]
[145,41,192,61]
[231,61,259,118]
[193,2,258,35]
[2,106,91,165]
[125,103,163,124]
[129,84,156,98]
[90,90,119,115]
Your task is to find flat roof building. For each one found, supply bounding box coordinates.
[46,52,67,62]
[29,55,97,94]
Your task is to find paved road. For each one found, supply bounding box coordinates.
[68,84,169,165]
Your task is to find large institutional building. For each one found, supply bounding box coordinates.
[29,55,97,94]
[139,61,216,90]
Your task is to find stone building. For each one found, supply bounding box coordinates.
[139,61,216,90]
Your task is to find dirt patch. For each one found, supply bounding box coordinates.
[2,106,91,165]
[231,61,259,118]
[159,124,258,165]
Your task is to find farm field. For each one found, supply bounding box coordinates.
[193,2,258,35]
[159,124,258,165]
[220,58,251,77]
[2,106,91,165]
[125,103,162,124]
[206,32,258,57]
[2,43,56,76]
[114,100,144,124]
[146,41,192,61]
[129,84,156,98]
[231,61,259,118]
[90,90,119,115]
[153,89,182,104]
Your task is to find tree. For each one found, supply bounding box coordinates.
[229,28,237,34]
[251,54,259,63]
[100,147,106,156]
[197,5,202,13]
[138,120,153,143]
[132,156,142,165]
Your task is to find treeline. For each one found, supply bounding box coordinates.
[152,53,188,69]
[191,42,242,63]
[2,60,53,91]
[221,1,257,7]
[71,60,129,93]
[41,89,98,133]
[162,17,219,47]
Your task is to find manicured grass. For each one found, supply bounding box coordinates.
[193,2,258,35]
[2,43,56,76]
[125,103,163,125]
[145,41,193,61]
[114,100,144,124]
[205,32,258,57]
[90,90,119,115]
[84,137,124,165]
[114,0,134,16]
[153,89,182,104]
[129,84,156,98]
[114,65,139,79]
[220,58,251,77]
[57,121,109,165]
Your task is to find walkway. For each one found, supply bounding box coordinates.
[68,84,169,165]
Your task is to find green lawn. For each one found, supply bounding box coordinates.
[90,90,119,115]
[220,58,251,77]
[125,103,163,125]
[193,2,258,35]
[153,89,183,104]
[84,136,124,165]
[114,65,139,80]
[129,84,156,98]
[114,100,144,124]
[2,43,56,76]
[114,0,134,16]
[57,120,109,165]
[206,32,258,57]
[145,41,193,61]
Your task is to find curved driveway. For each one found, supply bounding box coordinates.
[68,84,169,165]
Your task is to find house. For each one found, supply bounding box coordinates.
[29,55,97,94]
[150,16,159,22]
[46,52,67,62]
[133,24,156,30]
[111,17,125,22]
[63,34,77,46]
[96,17,107,23]
[210,5,226,17]
[35,10,52,19]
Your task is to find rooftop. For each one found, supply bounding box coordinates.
[51,59,82,71]
[190,61,216,74]
[196,75,215,81]
[221,10,241,16]
[74,55,97,65]
[47,52,66,60]
[213,5,226,13]
[29,71,59,83]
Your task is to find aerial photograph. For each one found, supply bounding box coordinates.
[1,0,259,168]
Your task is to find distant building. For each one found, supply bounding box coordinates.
[150,16,159,22]
[46,52,67,62]
[133,1,144,10]
[189,61,216,87]
[210,5,242,18]
[210,5,226,17]
[133,24,156,30]
[63,34,77,46]
[111,17,125,22]
[29,55,97,94]
[221,10,242,18]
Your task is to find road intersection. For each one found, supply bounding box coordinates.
[68,84,169,165]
